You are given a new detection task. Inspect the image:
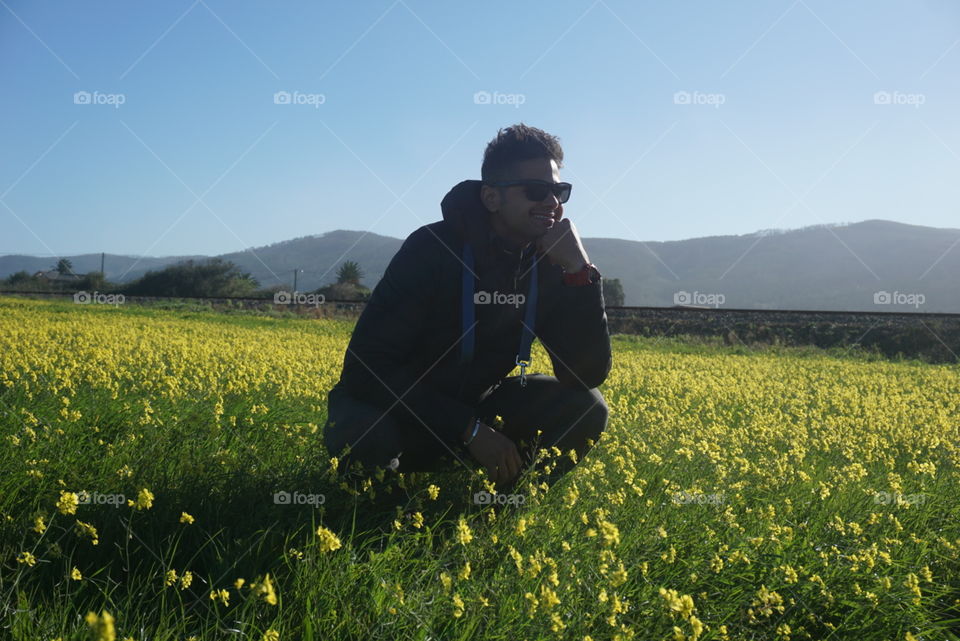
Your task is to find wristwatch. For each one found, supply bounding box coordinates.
[562,262,601,286]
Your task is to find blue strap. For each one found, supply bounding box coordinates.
[460,242,540,380]
[517,250,538,363]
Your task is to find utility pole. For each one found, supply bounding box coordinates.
[100,252,105,275]
[292,268,300,292]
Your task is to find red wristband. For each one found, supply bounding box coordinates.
[562,263,601,286]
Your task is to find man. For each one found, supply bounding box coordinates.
[324,123,612,490]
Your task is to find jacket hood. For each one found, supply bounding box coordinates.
[440,179,490,247]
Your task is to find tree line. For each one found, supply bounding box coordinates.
[2,257,624,305]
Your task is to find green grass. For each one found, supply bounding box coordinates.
[1,296,959,641]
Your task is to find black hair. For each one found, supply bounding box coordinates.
[480,123,564,183]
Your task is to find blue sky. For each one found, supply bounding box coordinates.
[2,0,958,257]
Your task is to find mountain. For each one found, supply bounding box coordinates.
[591,220,960,312]
[2,220,958,313]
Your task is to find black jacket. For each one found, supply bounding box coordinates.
[335,179,612,450]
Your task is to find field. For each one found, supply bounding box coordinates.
[2,296,959,641]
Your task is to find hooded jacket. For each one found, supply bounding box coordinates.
[335,179,612,451]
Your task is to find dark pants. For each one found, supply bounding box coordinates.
[323,374,609,478]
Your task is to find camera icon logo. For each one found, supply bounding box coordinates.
[274,291,291,304]
[74,91,91,104]
[474,291,491,304]
[74,291,91,304]
[473,91,491,105]
[273,491,291,504]
[873,91,891,105]
[673,91,691,105]
[873,291,891,305]
[274,91,291,105]
[673,290,691,305]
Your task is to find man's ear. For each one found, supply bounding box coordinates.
[480,184,499,213]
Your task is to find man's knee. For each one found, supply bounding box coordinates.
[554,387,608,452]
[578,388,609,444]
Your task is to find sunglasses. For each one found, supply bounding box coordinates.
[487,179,572,204]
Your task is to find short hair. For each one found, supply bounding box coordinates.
[481,123,564,183]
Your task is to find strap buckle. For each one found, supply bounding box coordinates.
[516,356,531,388]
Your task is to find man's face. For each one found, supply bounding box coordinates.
[481,157,563,246]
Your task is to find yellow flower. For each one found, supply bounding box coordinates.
[56,491,79,515]
[234,578,245,589]
[179,512,195,524]
[33,516,47,534]
[129,488,153,510]
[84,610,116,641]
[427,484,440,500]
[456,517,473,545]
[179,571,193,590]
[209,588,230,606]
[459,562,471,580]
[452,593,465,617]
[71,567,82,580]
[262,630,280,641]
[316,526,342,552]
[17,551,36,566]
[411,512,424,529]
[74,520,99,545]
[164,570,178,586]
[254,573,278,605]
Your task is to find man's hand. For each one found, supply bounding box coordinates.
[535,214,589,273]
[463,422,524,487]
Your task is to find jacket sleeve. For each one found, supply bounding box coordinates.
[339,227,476,451]
[536,274,612,390]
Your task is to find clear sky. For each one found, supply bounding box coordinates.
[2,0,958,257]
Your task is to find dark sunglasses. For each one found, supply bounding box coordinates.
[487,179,572,204]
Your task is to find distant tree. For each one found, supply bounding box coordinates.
[5,270,33,286]
[121,259,259,298]
[336,261,364,286]
[55,258,73,275]
[602,278,625,307]
[80,271,108,291]
[316,282,371,302]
